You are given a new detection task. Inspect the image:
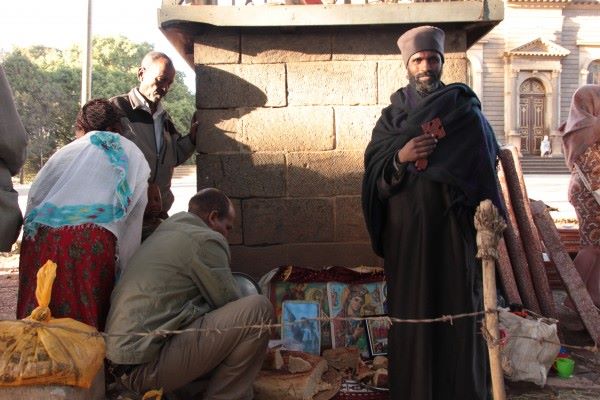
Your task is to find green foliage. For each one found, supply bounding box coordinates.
[1,49,75,172]
[91,36,153,74]
[0,36,195,173]
[163,71,197,134]
[88,36,152,99]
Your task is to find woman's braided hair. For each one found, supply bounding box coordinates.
[75,98,122,134]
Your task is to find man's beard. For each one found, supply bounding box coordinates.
[408,70,442,94]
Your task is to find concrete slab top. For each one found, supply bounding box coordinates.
[159,2,504,29]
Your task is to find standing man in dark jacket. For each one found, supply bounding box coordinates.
[110,51,198,222]
[362,26,504,400]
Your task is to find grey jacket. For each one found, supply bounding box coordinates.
[105,212,241,364]
[110,90,195,213]
[0,66,28,251]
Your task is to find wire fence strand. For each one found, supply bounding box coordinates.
[1,307,597,353]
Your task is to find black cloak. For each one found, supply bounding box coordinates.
[362,83,504,257]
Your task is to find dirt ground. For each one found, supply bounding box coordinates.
[0,251,18,320]
[2,249,600,399]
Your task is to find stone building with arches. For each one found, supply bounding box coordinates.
[467,0,599,157]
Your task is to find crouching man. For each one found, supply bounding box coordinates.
[105,188,273,400]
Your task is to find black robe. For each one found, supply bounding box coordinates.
[362,83,503,400]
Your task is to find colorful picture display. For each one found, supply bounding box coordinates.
[327,282,386,357]
[271,282,331,350]
[365,317,391,356]
[281,300,321,355]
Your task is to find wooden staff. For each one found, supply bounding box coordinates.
[475,200,507,400]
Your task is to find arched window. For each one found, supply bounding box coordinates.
[588,60,600,85]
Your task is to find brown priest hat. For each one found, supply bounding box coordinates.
[397,26,445,66]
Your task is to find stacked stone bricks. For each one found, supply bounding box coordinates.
[194,27,468,278]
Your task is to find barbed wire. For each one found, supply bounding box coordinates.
[2,309,490,338]
[1,307,598,354]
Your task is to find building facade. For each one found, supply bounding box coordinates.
[467,0,600,156]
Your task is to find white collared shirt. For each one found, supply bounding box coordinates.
[133,88,166,151]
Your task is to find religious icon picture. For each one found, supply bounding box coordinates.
[328,282,385,358]
[281,300,321,355]
[379,281,388,314]
[271,282,331,350]
[365,316,391,357]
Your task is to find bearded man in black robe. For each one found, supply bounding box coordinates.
[361,26,504,399]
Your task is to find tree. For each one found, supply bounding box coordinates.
[87,36,152,98]
[1,49,76,172]
[0,37,195,173]
[161,71,197,135]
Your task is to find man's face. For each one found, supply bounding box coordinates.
[138,58,175,105]
[208,203,236,240]
[407,50,443,94]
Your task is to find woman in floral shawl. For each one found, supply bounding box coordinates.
[562,84,600,307]
[17,99,150,330]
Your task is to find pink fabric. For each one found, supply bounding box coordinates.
[573,247,600,307]
[569,166,600,246]
[562,84,600,169]
[563,85,600,308]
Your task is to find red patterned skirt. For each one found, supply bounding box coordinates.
[17,224,116,331]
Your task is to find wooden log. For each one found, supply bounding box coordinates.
[475,200,507,400]
[500,146,556,319]
[498,162,541,313]
[530,200,600,344]
[497,238,523,305]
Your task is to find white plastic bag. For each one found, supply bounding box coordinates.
[499,309,560,386]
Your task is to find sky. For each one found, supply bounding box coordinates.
[0,0,195,90]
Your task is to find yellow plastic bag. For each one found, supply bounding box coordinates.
[0,260,105,388]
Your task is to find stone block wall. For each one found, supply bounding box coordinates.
[194,27,468,278]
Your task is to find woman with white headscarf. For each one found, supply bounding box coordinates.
[17,99,149,329]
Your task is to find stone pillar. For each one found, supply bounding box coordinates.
[505,60,521,151]
[194,27,469,278]
[580,68,590,87]
[549,69,563,156]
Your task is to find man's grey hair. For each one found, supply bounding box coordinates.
[188,188,231,219]
[141,51,173,69]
